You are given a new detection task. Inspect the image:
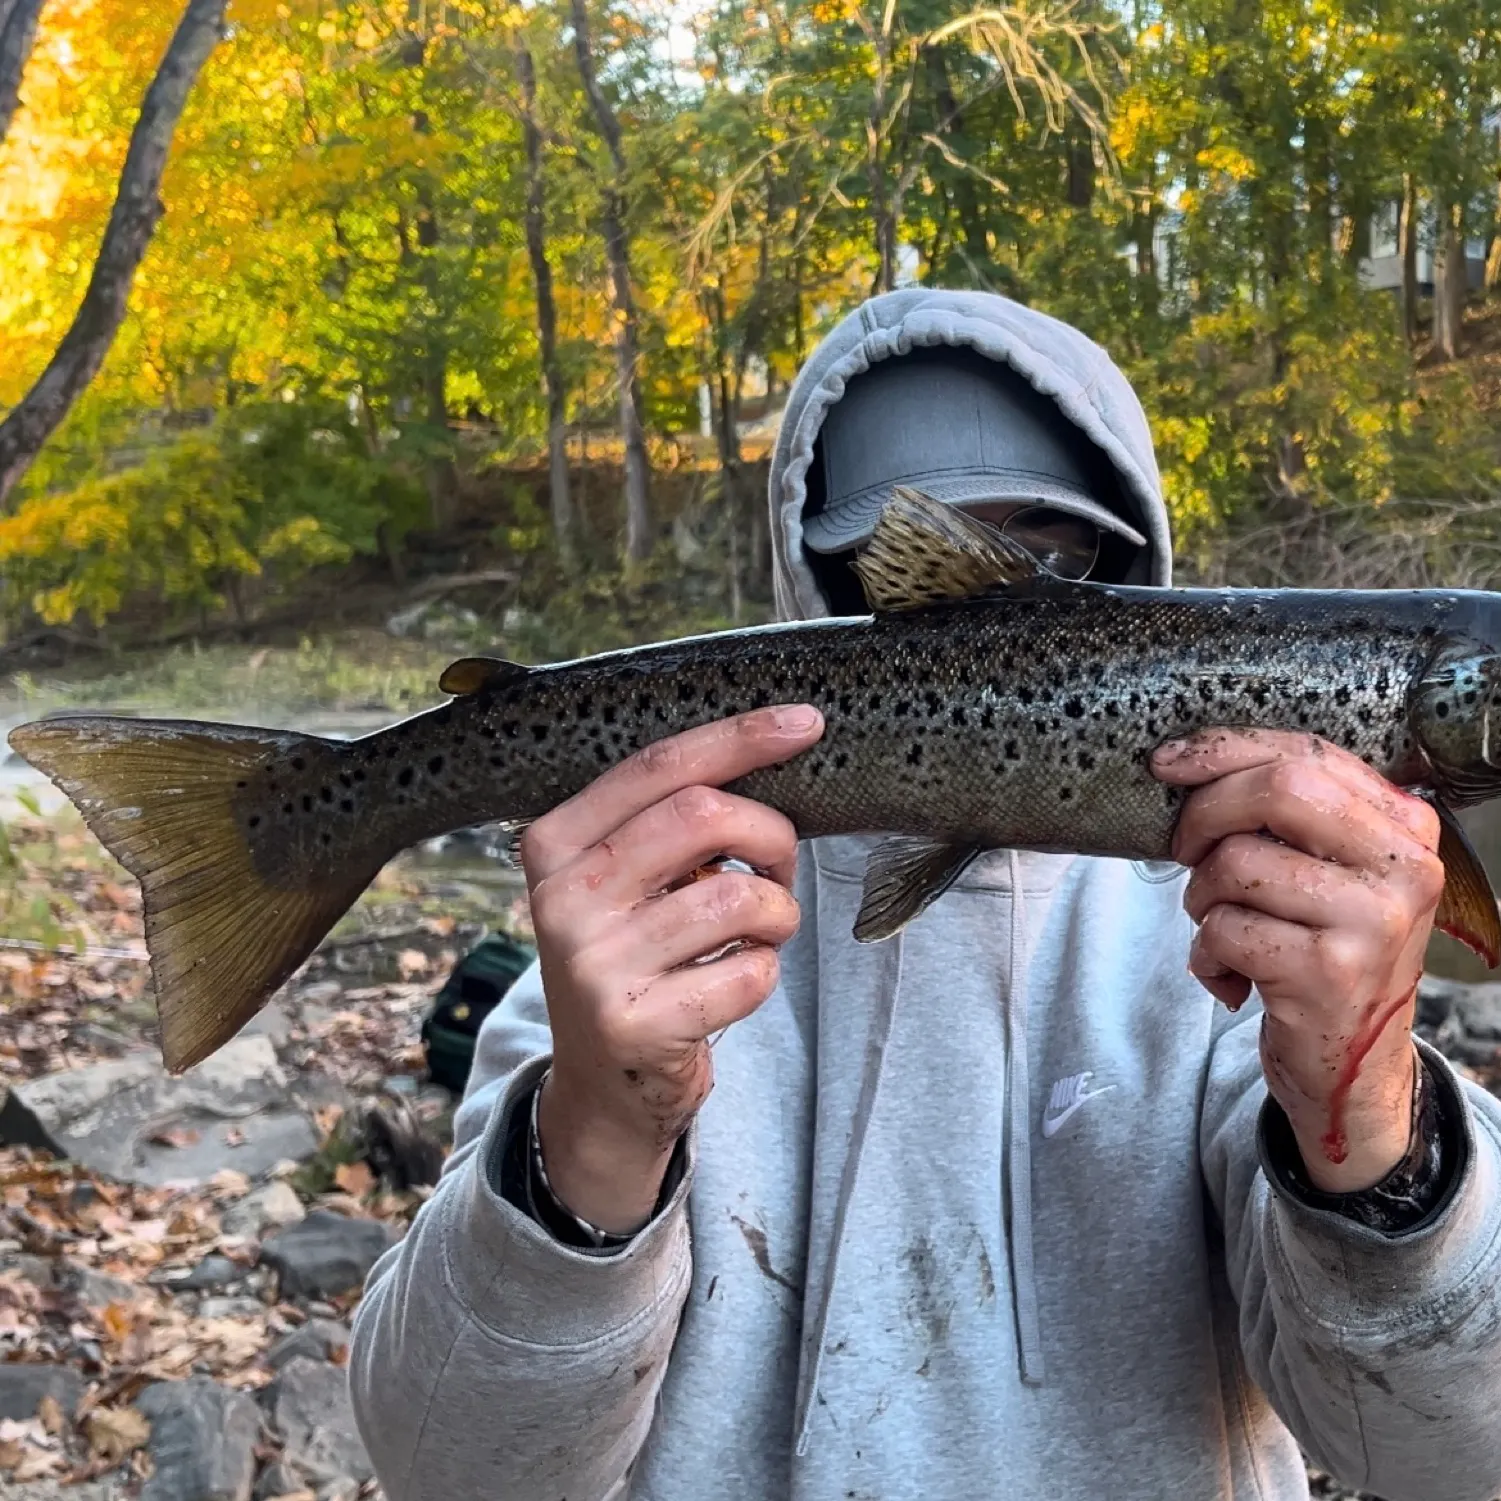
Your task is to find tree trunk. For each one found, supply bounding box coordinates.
[1433,200,1466,361]
[571,0,650,561]
[516,41,573,556]
[0,0,45,148]
[0,0,226,507]
[1399,175,1420,345]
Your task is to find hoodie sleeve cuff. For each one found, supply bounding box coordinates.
[1257,1041,1501,1331]
[439,1054,697,1347]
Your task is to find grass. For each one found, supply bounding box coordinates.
[3,630,456,726]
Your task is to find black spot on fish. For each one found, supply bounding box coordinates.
[1335,685,1351,706]
[431,705,452,727]
[236,779,247,790]
[301,795,313,812]
[1064,698,1085,719]
[320,786,333,802]
[1059,787,1073,801]
[341,798,354,813]
[292,757,306,771]
[1005,740,1020,760]
[950,706,967,727]
[603,703,618,726]
[907,744,923,766]
[1077,751,1096,771]
[248,815,260,829]
[321,832,332,845]
[1018,686,1035,706]
[338,772,352,789]
[835,751,849,769]
[352,769,366,783]
[531,724,548,743]
[282,802,293,815]
[397,767,414,787]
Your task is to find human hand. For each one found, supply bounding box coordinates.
[1152,728,1443,1193]
[519,705,824,1234]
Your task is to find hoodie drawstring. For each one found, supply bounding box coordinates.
[792,931,906,1458]
[1006,849,1045,1385]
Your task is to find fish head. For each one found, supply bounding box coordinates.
[1410,639,1501,805]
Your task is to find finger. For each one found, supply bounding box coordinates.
[1169,759,1435,871]
[617,872,801,976]
[1190,902,1318,994]
[555,786,800,909]
[1183,834,1378,929]
[1152,728,1438,847]
[626,944,784,1049]
[519,705,824,882]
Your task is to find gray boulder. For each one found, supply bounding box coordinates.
[0,1035,318,1188]
[266,1318,351,1371]
[223,1181,306,1241]
[135,1376,261,1501]
[0,1362,84,1420]
[260,1211,396,1299]
[264,1357,372,1485]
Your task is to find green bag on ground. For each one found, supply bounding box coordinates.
[421,932,538,1094]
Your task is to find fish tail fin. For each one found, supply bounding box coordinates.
[8,715,389,1074]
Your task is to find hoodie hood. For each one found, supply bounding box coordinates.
[768,288,1172,622]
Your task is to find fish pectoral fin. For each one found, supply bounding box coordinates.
[854,836,984,942]
[1431,798,1501,968]
[438,656,530,696]
[851,486,1047,613]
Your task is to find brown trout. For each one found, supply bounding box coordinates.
[12,489,1501,1072]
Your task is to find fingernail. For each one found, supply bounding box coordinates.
[773,704,821,733]
[1155,739,1189,762]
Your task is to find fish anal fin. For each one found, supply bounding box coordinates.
[854,836,984,942]
[1431,799,1501,968]
[850,486,1045,613]
[8,716,392,1072]
[439,656,530,696]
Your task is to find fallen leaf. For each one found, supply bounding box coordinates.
[147,1128,200,1149]
[85,1405,150,1462]
[208,1169,251,1198]
[13,1444,64,1480]
[101,1302,135,1342]
[223,1127,247,1148]
[35,1394,63,1435]
[334,1161,374,1197]
[420,915,456,937]
[396,948,429,979]
[0,1438,22,1470]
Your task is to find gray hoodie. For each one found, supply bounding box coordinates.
[349,290,1501,1501]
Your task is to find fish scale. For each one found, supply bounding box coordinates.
[10,487,1501,1073]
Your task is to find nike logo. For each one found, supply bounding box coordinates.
[1041,1071,1116,1138]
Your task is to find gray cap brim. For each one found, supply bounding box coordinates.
[800,470,1149,555]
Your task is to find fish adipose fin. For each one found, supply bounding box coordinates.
[854,836,985,942]
[8,716,387,1073]
[851,485,1046,613]
[439,656,530,695]
[1430,798,1501,968]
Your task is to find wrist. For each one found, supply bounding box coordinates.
[536,1068,679,1235]
[1292,1043,1417,1194]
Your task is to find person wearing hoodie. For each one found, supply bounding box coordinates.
[349,290,1501,1501]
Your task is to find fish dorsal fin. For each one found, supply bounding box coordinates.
[854,836,984,942]
[439,656,530,696]
[850,486,1045,613]
[1430,798,1501,968]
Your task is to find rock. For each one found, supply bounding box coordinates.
[253,1459,303,1499]
[161,1254,244,1293]
[318,1479,362,1501]
[135,1376,261,1501]
[196,1295,270,1320]
[1454,983,1501,1042]
[266,1319,351,1371]
[265,1357,372,1484]
[296,981,344,1007]
[0,1035,319,1188]
[1416,974,1501,1068]
[0,1362,84,1420]
[243,1000,293,1047]
[260,1211,396,1299]
[57,1259,147,1311]
[5,1485,116,1501]
[223,1181,307,1241]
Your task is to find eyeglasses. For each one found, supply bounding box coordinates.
[961,502,1103,582]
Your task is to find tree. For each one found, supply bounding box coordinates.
[571,0,651,561]
[0,0,226,507]
[517,36,574,555]
[0,0,46,147]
